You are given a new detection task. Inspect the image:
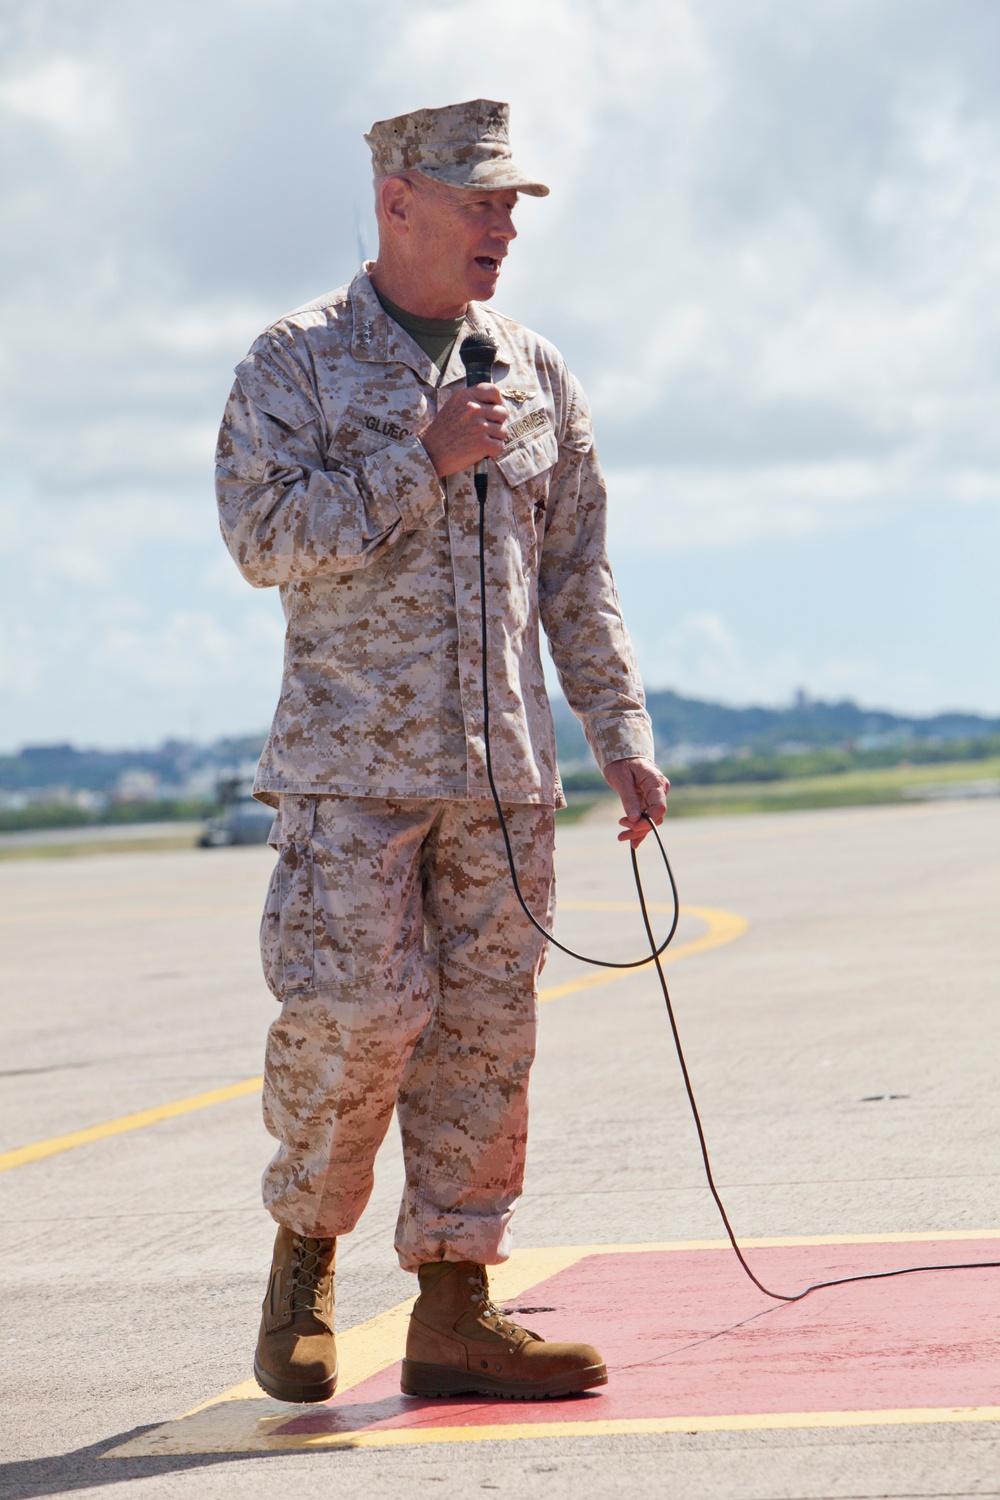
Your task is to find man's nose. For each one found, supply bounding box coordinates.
[492,210,517,244]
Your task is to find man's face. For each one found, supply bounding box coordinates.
[406,179,519,309]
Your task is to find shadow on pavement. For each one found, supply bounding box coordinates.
[0,1429,298,1499]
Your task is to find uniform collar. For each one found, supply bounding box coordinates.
[349,266,511,386]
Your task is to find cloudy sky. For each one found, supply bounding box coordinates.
[1,0,998,750]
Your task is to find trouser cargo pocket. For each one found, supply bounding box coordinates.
[260,797,317,999]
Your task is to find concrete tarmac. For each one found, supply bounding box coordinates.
[1,799,998,1497]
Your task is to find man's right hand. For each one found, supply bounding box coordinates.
[420,385,508,478]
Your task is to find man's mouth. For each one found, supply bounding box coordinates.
[475,256,501,273]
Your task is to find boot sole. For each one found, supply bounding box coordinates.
[400,1358,608,1400]
[253,1353,338,1404]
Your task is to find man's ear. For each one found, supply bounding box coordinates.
[377,176,414,238]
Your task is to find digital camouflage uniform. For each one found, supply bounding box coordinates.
[216,109,653,1272]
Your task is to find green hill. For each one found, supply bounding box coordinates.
[551,690,1000,766]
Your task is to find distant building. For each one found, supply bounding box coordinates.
[115,769,161,801]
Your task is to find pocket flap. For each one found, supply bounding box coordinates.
[330,403,419,460]
[235,349,319,432]
[269,796,317,846]
[494,426,559,488]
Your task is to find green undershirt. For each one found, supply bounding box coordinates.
[373,288,464,374]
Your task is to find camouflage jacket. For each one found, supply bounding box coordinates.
[216,269,653,807]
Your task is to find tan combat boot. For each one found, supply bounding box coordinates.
[401,1261,607,1399]
[254,1226,338,1403]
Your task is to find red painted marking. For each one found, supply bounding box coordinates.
[275,1240,1000,1437]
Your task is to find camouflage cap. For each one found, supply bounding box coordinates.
[365,99,549,198]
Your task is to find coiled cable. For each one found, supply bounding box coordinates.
[476,491,1000,1303]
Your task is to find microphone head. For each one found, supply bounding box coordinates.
[459,333,498,386]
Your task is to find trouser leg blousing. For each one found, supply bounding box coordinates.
[259,794,555,1267]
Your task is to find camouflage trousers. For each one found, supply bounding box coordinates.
[259,795,555,1272]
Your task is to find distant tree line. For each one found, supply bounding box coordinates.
[551,690,1000,767]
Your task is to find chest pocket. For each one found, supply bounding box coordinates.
[495,424,558,487]
[328,401,422,463]
[494,426,559,567]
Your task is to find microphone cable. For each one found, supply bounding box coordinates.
[473,484,1000,1306]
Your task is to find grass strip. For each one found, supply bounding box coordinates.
[0,833,201,861]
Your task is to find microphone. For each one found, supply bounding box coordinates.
[459,333,498,502]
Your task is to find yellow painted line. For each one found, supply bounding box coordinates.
[546,1229,1000,1251]
[113,1407,1000,1455]
[2,905,748,1175]
[0,1077,263,1175]
[105,1234,1000,1458]
[538,904,748,1003]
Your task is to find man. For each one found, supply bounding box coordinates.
[216,99,668,1405]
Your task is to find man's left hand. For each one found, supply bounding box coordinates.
[602,757,670,848]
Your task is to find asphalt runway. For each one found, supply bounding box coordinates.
[2,799,999,1498]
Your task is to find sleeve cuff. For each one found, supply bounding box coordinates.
[362,435,446,536]
[587,711,655,771]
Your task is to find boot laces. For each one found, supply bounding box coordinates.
[289,1234,332,1316]
[467,1268,517,1336]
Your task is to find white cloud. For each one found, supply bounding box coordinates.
[0,57,115,133]
[1,0,999,743]
[644,610,947,714]
[100,608,285,688]
[144,303,277,357]
[605,451,1000,553]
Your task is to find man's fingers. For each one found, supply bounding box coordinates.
[603,758,669,845]
[422,386,509,475]
[617,823,650,846]
[473,393,505,416]
[473,397,508,447]
[477,401,507,432]
[625,776,657,823]
[644,791,668,825]
[636,769,669,825]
